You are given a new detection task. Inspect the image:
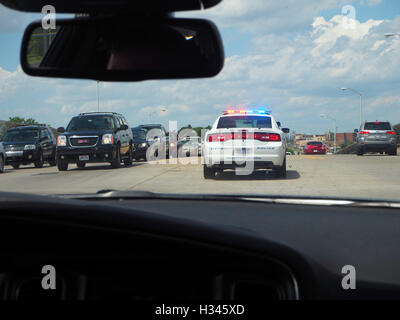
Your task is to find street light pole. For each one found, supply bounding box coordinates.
[97,81,100,112]
[320,114,337,153]
[341,87,362,127]
[149,106,167,122]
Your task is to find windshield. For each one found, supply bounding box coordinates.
[217,116,272,129]
[3,129,39,142]
[1,1,400,203]
[364,122,391,130]
[307,142,323,146]
[66,116,115,131]
[132,130,147,140]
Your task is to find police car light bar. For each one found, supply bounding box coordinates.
[223,108,270,115]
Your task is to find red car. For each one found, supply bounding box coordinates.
[304,141,326,154]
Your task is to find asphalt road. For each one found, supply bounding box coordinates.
[0,154,399,200]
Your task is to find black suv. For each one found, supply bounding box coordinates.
[56,112,134,171]
[2,125,57,169]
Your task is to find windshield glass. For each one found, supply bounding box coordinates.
[66,116,115,131]
[364,122,391,130]
[1,1,400,202]
[132,130,146,140]
[3,129,39,142]
[307,142,323,145]
[217,116,272,129]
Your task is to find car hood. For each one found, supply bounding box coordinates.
[2,141,37,147]
[63,130,114,137]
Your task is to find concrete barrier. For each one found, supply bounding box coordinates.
[335,143,357,154]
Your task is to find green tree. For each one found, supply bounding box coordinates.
[8,117,39,125]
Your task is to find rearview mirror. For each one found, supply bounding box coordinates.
[119,124,129,131]
[21,16,224,81]
[354,129,359,133]
[57,127,65,133]
[282,128,290,133]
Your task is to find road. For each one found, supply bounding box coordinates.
[0,154,399,199]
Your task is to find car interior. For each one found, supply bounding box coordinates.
[1,0,400,307]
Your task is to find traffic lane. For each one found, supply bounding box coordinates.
[0,154,399,199]
[128,154,400,199]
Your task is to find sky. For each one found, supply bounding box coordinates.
[1,0,400,134]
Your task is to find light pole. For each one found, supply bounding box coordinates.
[149,106,167,122]
[341,87,362,127]
[320,114,337,154]
[96,81,100,112]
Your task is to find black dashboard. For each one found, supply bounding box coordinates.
[1,191,400,300]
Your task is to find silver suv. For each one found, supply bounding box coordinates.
[355,121,397,156]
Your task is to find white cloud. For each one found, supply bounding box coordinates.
[1,11,400,134]
[178,0,352,33]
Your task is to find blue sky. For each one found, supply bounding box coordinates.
[1,0,400,134]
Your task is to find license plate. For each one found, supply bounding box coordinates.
[314,150,318,153]
[79,155,89,161]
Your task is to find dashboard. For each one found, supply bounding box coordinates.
[1,191,400,300]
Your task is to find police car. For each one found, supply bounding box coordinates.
[202,108,289,179]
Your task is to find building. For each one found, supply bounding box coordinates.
[295,134,328,149]
[336,132,355,146]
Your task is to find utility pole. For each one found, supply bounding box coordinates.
[97,81,100,112]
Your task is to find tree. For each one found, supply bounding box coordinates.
[178,125,212,137]
[0,117,43,138]
[8,117,39,125]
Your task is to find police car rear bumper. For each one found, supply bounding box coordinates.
[203,153,285,168]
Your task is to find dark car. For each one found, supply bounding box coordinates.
[131,127,149,161]
[2,125,57,169]
[56,112,134,171]
[355,121,397,156]
[138,124,169,158]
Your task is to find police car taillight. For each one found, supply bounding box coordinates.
[208,133,233,142]
[208,132,280,142]
[254,133,281,141]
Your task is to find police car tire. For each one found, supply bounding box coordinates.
[274,157,287,178]
[203,165,215,179]
[0,155,4,173]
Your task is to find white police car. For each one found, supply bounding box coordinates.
[202,108,289,179]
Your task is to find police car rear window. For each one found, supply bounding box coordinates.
[217,116,272,129]
[364,122,391,130]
